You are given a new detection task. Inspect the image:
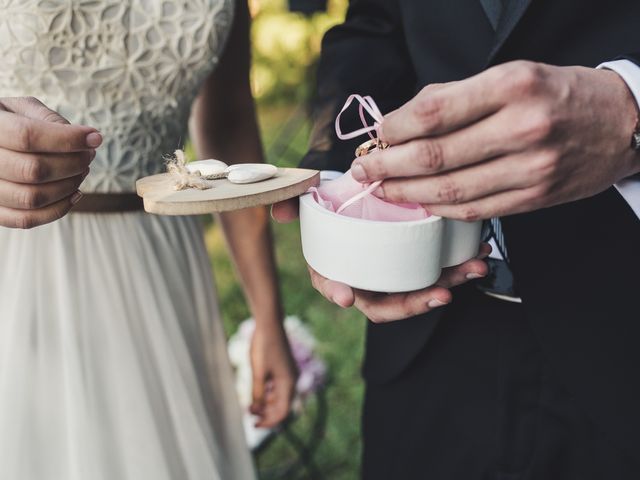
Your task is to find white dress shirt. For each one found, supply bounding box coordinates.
[598,59,640,220]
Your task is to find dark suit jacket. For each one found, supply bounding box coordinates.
[301,0,640,465]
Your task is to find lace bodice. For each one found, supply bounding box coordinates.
[0,0,234,193]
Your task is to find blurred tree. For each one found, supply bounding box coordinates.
[249,0,347,105]
[210,3,364,479]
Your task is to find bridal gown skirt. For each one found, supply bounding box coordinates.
[0,212,256,480]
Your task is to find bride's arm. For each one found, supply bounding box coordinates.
[189,0,296,428]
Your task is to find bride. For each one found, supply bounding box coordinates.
[0,1,297,479]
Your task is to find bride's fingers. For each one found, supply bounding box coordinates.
[0,109,101,153]
[271,198,299,223]
[0,173,87,210]
[0,190,83,229]
[271,391,291,425]
[250,373,266,416]
[0,148,94,184]
[255,380,292,428]
[353,287,452,324]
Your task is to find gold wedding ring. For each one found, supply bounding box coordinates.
[355,138,389,157]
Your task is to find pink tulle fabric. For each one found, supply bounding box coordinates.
[310,94,430,222]
[309,170,429,222]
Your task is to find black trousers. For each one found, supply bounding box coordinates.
[362,289,638,480]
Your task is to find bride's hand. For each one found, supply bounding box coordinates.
[0,97,102,229]
[250,322,298,428]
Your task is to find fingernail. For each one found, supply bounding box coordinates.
[466,272,485,280]
[428,299,448,308]
[86,132,103,148]
[71,191,84,205]
[331,295,350,309]
[351,163,367,182]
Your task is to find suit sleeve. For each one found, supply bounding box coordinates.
[621,53,640,66]
[301,0,416,172]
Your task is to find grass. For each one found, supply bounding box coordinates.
[205,103,366,479]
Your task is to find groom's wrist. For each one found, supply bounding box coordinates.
[598,60,640,151]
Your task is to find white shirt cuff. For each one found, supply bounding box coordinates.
[597,59,640,220]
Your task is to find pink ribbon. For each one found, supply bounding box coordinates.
[334,95,385,214]
[334,94,384,141]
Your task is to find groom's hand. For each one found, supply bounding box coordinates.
[272,199,490,323]
[350,61,640,220]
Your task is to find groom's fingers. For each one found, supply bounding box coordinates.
[308,264,450,321]
[352,108,518,183]
[352,244,491,323]
[435,259,489,289]
[379,68,506,145]
[354,287,452,324]
[308,266,355,308]
[308,246,490,322]
[271,198,299,223]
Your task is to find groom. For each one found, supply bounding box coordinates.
[275,0,640,478]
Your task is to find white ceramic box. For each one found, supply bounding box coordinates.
[299,172,483,293]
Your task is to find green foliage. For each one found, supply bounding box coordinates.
[207,102,365,479]
[251,0,348,105]
[207,2,365,477]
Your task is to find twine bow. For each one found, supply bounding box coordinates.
[167,150,212,191]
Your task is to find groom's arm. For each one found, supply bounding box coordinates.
[272,0,490,323]
[301,0,416,172]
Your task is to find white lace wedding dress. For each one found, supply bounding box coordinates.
[0,1,257,479]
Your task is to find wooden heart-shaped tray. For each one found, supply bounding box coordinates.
[136,167,320,215]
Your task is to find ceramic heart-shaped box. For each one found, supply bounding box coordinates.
[299,172,483,293]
